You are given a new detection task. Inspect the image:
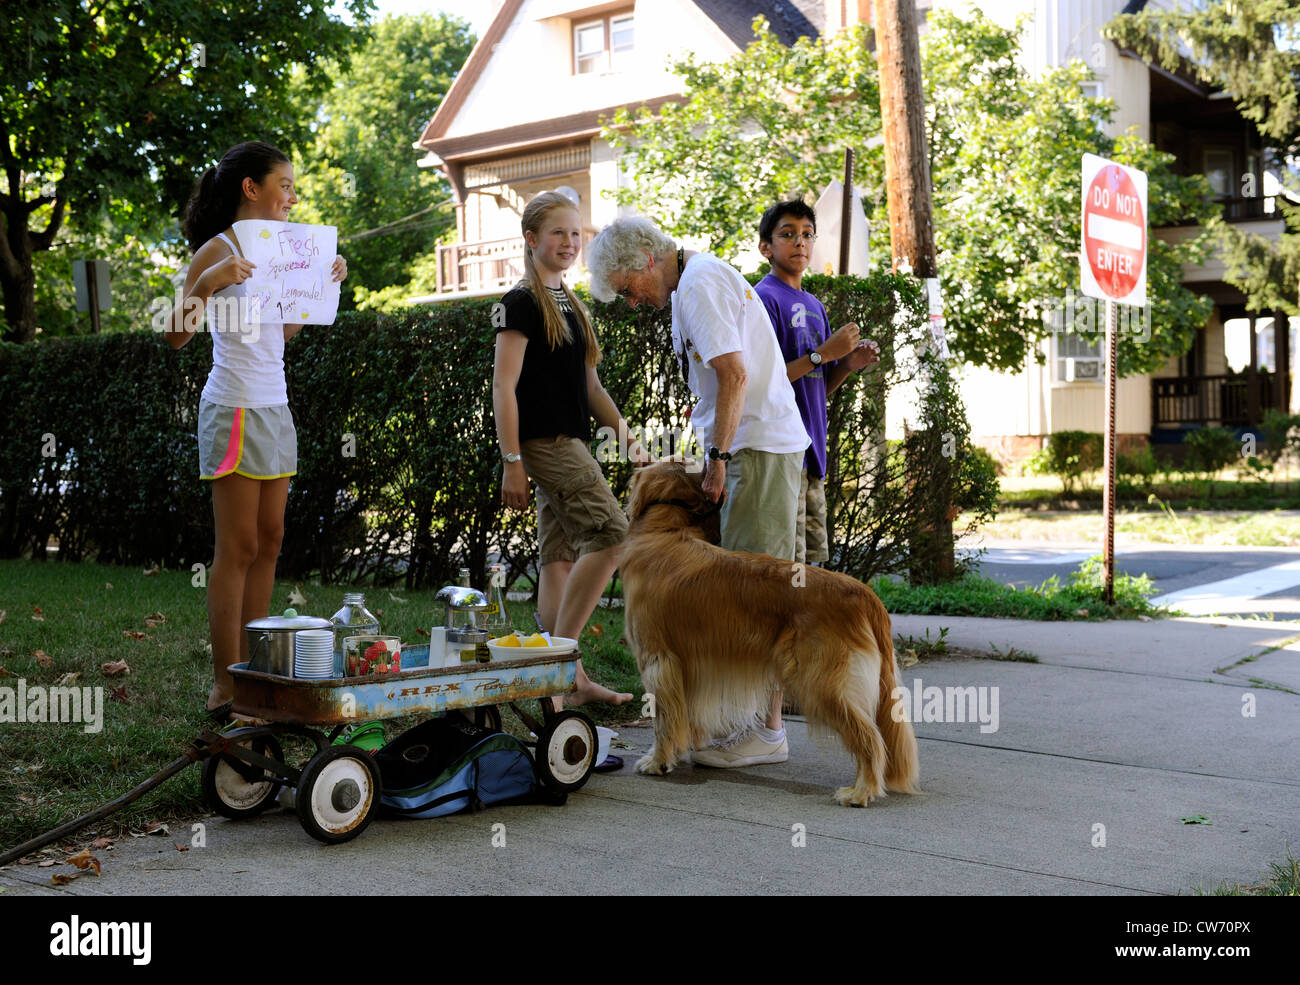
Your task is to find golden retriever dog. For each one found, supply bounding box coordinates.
[621,461,919,806]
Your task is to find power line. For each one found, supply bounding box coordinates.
[341,199,456,242]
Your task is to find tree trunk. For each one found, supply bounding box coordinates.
[0,200,37,343]
[874,0,954,582]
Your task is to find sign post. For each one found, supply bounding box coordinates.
[1080,153,1147,605]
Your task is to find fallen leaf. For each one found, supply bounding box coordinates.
[101,659,131,676]
[375,609,384,618]
[50,872,78,886]
[145,821,169,836]
[1075,608,1089,617]
[0,609,5,624]
[55,672,80,686]
[1137,614,1152,622]
[0,666,12,678]
[105,582,113,590]
[388,593,408,604]
[38,860,56,868]
[89,837,113,850]
[142,564,160,576]
[144,618,164,630]
[586,624,604,637]
[122,631,147,640]
[34,650,53,668]
[75,598,84,605]
[66,849,101,876]
[146,611,165,623]
[31,605,44,622]
[174,843,190,853]
[17,794,32,803]
[415,628,429,637]
[109,684,129,704]
[287,585,308,607]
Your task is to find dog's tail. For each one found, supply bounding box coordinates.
[868,594,921,794]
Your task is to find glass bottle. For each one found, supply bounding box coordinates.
[330,593,380,676]
[458,567,472,588]
[485,564,512,640]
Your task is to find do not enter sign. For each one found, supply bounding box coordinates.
[1080,153,1147,307]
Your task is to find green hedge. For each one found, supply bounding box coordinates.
[0,270,994,588]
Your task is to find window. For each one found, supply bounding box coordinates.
[1203,147,1234,200]
[573,12,633,75]
[1055,332,1102,382]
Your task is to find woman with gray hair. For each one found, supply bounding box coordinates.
[585,216,809,768]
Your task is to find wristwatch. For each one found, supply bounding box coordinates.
[708,446,732,462]
[808,350,824,367]
[503,452,522,463]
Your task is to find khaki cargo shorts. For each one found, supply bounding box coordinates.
[520,436,628,566]
[796,469,829,564]
[719,448,802,562]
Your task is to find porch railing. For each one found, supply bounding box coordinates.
[433,229,598,295]
[1152,372,1284,428]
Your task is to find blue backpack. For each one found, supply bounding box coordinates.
[376,716,546,819]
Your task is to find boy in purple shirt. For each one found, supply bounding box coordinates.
[755,199,879,563]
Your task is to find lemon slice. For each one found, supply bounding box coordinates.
[523,633,549,647]
[494,633,521,647]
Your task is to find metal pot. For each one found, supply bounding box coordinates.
[245,615,332,677]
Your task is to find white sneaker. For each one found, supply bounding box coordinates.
[692,732,789,768]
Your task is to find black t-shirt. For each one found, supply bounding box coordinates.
[497,286,591,442]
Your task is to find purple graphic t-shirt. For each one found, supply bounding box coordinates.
[755,274,835,479]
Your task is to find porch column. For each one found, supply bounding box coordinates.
[1248,315,1260,426]
[1276,309,1291,415]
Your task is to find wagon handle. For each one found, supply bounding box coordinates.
[0,750,199,867]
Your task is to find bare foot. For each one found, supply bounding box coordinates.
[561,680,634,709]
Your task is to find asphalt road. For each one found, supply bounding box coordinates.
[966,543,1300,618]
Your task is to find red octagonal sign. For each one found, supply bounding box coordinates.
[1080,154,1147,307]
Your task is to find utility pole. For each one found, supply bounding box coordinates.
[874,0,953,582]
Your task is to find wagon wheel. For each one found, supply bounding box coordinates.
[296,744,382,845]
[201,731,285,820]
[533,710,597,794]
[473,705,503,732]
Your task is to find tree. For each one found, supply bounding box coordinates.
[288,13,476,308]
[0,0,371,343]
[1106,0,1300,318]
[604,11,1217,375]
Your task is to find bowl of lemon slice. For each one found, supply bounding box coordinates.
[487,631,578,660]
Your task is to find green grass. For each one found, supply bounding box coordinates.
[1191,849,1300,896]
[979,506,1300,547]
[997,470,1300,511]
[0,559,641,849]
[873,557,1166,620]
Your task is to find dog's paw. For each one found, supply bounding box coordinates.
[635,753,673,776]
[834,784,879,808]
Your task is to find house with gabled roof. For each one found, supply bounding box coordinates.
[413,0,1294,458]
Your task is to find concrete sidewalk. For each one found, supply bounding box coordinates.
[1,616,1296,895]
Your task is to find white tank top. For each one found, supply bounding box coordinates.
[200,231,288,408]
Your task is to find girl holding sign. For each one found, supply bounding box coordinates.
[493,190,647,709]
[164,141,348,721]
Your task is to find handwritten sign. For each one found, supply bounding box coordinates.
[232,220,340,326]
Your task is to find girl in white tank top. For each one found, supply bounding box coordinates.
[162,142,348,721]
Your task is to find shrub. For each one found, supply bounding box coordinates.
[1258,409,1300,465]
[1026,430,1103,495]
[1182,427,1239,476]
[0,269,991,588]
[1117,445,1158,494]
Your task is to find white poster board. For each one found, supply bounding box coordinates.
[232,220,340,325]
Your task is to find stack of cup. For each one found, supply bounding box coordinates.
[293,629,335,679]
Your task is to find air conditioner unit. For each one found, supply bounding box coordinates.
[1064,357,1101,382]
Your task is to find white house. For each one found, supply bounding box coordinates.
[414,0,1295,456]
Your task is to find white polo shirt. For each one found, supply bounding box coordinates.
[670,253,809,457]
